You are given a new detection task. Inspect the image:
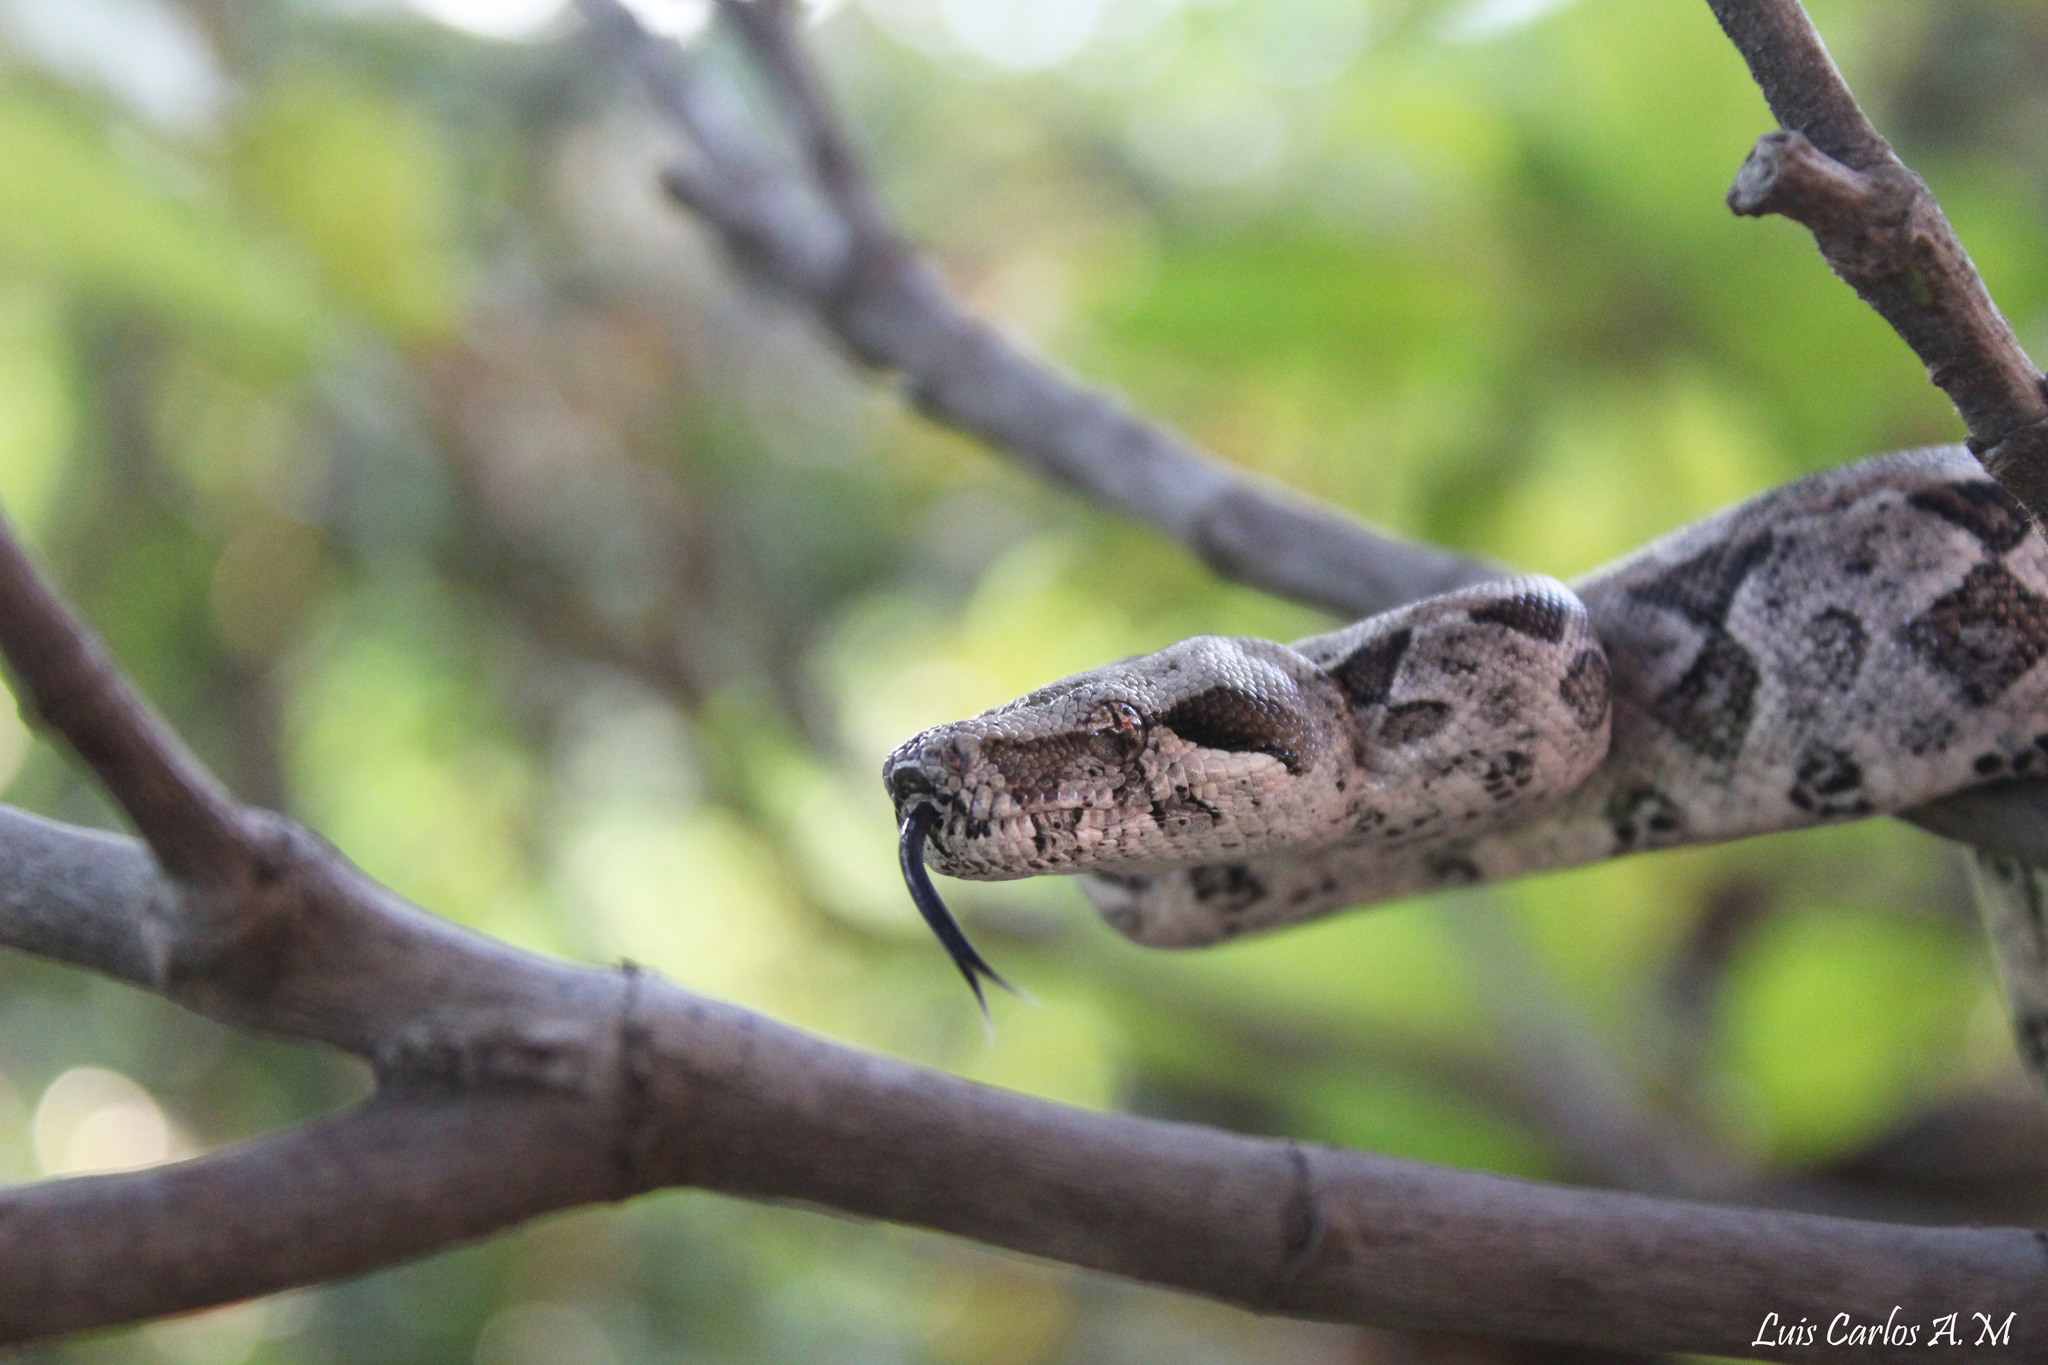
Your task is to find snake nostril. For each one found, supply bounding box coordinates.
[887,763,938,805]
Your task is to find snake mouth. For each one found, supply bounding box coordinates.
[898,800,1017,1016]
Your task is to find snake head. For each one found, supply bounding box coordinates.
[884,634,1356,879]
[884,633,1348,1000]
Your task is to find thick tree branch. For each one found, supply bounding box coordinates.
[1709,0,2048,521]
[0,803,2039,1356]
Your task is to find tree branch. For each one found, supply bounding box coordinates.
[0,526,251,886]
[576,0,1500,622]
[1709,0,2048,521]
[714,0,889,238]
[0,803,2039,1356]
[1700,0,1890,170]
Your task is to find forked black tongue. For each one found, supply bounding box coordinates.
[899,802,1018,1018]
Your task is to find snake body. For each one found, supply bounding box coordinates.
[885,447,2048,1059]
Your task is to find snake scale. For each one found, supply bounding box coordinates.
[884,446,2048,1086]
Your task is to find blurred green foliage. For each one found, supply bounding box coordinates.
[0,0,2044,1361]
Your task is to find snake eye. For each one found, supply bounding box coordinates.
[1089,700,1143,734]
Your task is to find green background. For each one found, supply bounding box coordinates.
[0,0,2043,1360]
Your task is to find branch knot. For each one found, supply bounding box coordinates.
[1262,1143,1327,1313]
[612,959,659,1197]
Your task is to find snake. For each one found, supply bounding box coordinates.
[883,445,2048,1082]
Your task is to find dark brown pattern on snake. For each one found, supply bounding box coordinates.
[1330,629,1410,711]
[1901,561,2048,707]
[1469,592,1570,643]
[1907,479,2032,555]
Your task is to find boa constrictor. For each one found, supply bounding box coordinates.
[883,446,2048,1084]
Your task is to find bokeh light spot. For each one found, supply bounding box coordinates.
[406,0,570,40]
[474,1302,619,1365]
[938,0,1103,71]
[32,1065,183,1176]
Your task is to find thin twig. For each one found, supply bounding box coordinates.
[1444,901,1726,1197]
[577,0,1501,621]
[1709,0,2048,520]
[713,0,888,237]
[1700,0,1890,169]
[0,518,251,885]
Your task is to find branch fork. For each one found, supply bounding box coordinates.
[1727,130,1920,274]
[1711,0,2048,521]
